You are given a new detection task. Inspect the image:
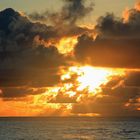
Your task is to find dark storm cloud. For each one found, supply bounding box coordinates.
[29,0,94,37]
[74,7,140,68]
[30,0,93,25]
[59,0,93,25]
[0,8,57,46]
[95,12,140,37]
[0,8,65,98]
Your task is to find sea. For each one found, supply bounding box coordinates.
[0,117,140,140]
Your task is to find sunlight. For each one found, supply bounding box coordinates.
[61,65,125,96]
[77,66,112,93]
[76,113,101,117]
[57,36,78,54]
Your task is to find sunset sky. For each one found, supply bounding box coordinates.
[0,0,140,117]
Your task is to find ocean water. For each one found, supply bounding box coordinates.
[0,117,140,140]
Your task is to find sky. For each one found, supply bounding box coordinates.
[0,0,140,117]
[0,0,137,23]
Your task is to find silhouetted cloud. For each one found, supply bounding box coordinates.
[29,0,94,37]
[72,84,140,117]
[48,93,77,103]
[30,0,93,25]
[125,71,140,87]
[0,87,46,99]
[74,4,140,68]
[0,8,65,98]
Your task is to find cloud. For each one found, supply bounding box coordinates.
[70,70,140,117]
[72,81,140,117]
[0,8,65,98]
[125,71,140,87]
[48,93,77,103]
[74,4,140,68]
[29,0,94,37]
[0,4,94,99]
[30,0,93,25]
[0,87,46,99]
[0,2,140,117]
[60,0,93,25]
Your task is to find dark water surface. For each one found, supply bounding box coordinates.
[0,117,140,140]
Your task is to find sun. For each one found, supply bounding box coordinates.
[76,66,112,93]
[61,65,125,95]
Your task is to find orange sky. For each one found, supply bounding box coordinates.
[0,0,140,117]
